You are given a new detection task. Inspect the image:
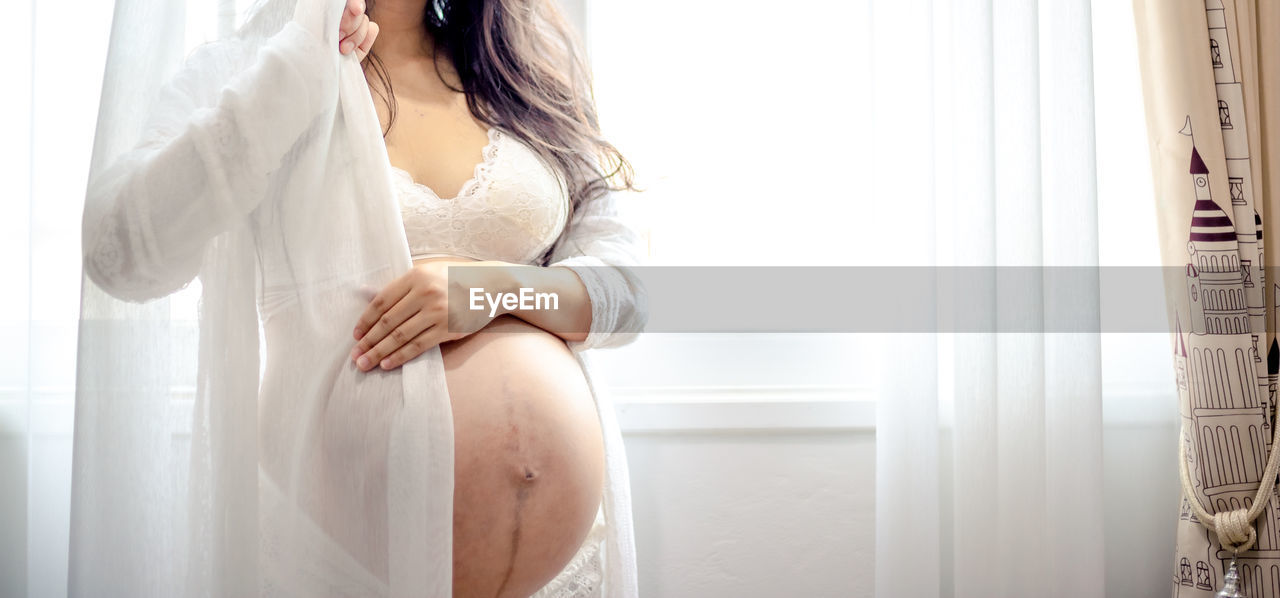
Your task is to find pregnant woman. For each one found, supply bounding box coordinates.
[343,0,635,594]
[75,0,645,595]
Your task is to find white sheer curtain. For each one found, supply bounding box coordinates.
[3,2,252,595]
[589,0,1169,594]
[2,1,114,595]
[874,0,1107,596]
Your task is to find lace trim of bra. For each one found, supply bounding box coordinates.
[392,127,502,203]
[391,126,569,266]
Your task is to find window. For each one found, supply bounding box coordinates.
[583,0,1176,427]
[583,0,874,422]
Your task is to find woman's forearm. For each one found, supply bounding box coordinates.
[469,262,593,343]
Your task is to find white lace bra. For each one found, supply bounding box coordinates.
[392,127,569,265]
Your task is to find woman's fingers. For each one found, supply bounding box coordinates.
[353,294,418,361]
[350,264,464,371]
[339,0,367,53]
[340,14,370,54]
[355,21,379,62]
[339,3,360,38]
[358,312,437,371]
[379,325,453,370]
[353,275,411,340]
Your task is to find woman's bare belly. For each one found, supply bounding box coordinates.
[443,313,605,598]
[397,255,606,595]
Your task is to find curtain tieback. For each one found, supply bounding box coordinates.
[1178,419,1280,554]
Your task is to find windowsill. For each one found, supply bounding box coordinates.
[608,385,1181,434]
[610,386,876,433]
[0,386,1179,438]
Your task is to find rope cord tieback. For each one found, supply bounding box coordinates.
[1179,413,1280,554]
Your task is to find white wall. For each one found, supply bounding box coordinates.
[1101,421,1181,597]
[615,393,1180,598]
[623,427,873,597]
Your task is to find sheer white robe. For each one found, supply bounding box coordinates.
[73,0,646,595]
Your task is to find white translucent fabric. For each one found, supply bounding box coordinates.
[73,0,646,595]
[872,0,1106,596]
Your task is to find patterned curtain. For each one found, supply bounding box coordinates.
[1133,1,1280,596]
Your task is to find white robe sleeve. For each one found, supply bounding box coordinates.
[82,22,337,303]
[545,189,649,350]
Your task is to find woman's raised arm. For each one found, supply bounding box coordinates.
[81,5,374,303]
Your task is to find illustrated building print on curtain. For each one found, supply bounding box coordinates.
[1174,131,1280,596]
[1203,0,1264,347]
[1169,1,1280,596]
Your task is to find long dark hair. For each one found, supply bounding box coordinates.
[362,0,635,214]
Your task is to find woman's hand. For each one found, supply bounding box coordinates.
[350,261,510,372]
[339,0,378,61]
